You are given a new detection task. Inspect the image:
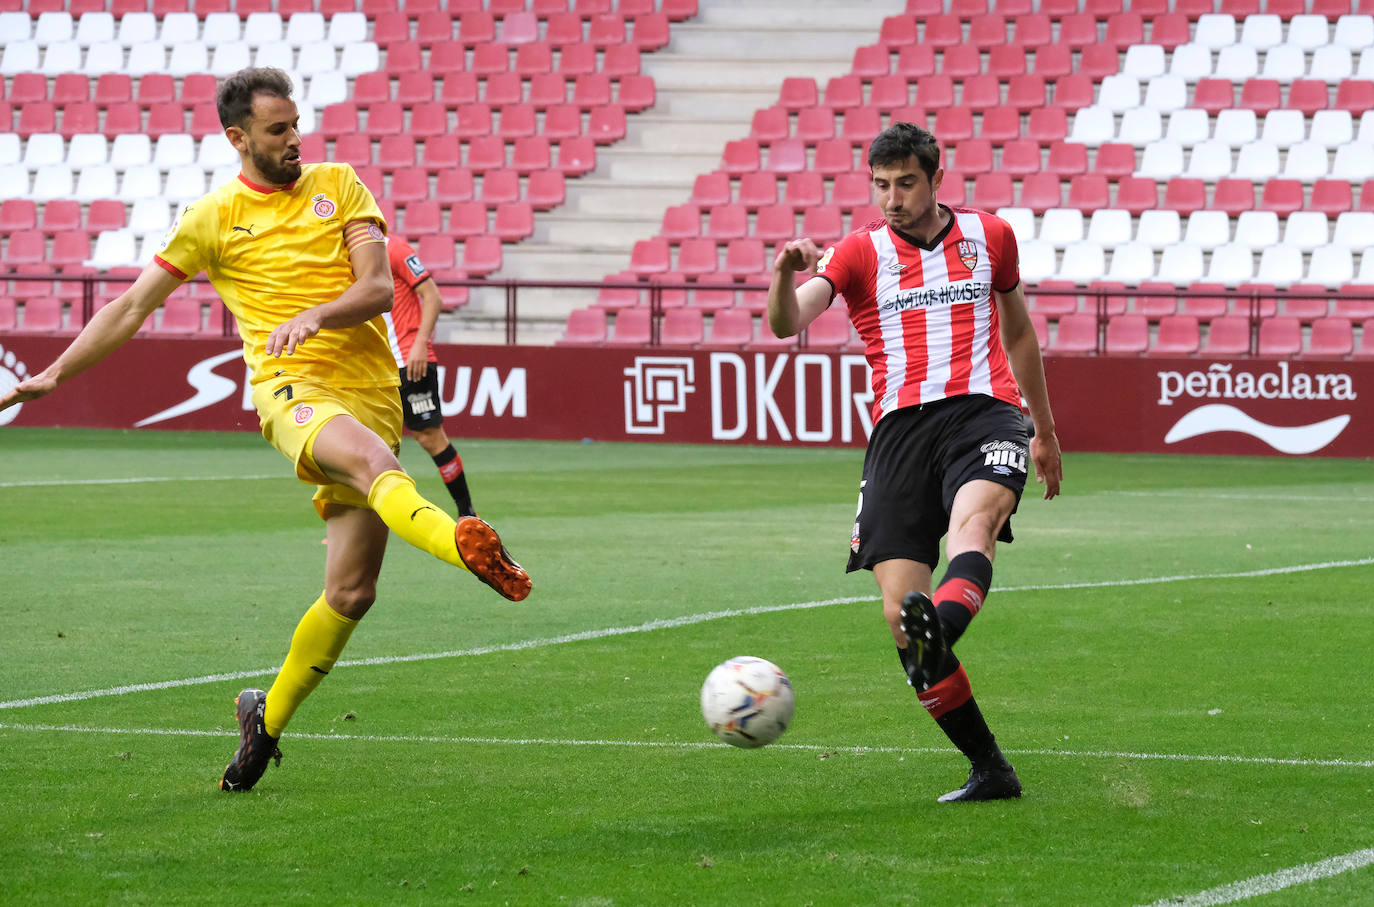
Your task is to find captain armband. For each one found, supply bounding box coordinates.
[344,220,386,252]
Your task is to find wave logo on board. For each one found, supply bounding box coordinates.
[136,349,242,427]
[1164,404,1350,455]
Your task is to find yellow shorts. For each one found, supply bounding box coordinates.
[252,375,403,519]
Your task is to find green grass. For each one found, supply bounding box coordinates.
[1,428,1372,905]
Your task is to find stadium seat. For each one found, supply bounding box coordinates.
[1303,316,1354,358]
[1212,179,1257,218]
[1105,313,1149,354]
[15,296,65,333]
[804,304,854,352]
[556,307,608,346]
[1049,312,1099,355]
[1256,315,1301,356]
[658,308,704,348]
[1148,314,1200,356]
[1200,315,1252,356]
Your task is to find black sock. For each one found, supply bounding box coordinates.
[933,551,994,647]
[431,444,476,517]
[935,697,1009,771]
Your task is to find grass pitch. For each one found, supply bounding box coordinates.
[1,428,1372,905]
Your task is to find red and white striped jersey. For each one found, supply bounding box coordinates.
[382,234,436,368]
[816,206,1022,423]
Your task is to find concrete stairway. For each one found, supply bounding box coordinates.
[437,0,901,345]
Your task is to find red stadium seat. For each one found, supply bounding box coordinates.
[1310,180,1354,217]
[1202,315,1253,357]
[0,199,37,232]
[1020,173,1063,213]
[784,172,826,208]
[1026,108,1067,144]
[850,44,891,79]
[706,308,754,348]
[95,74,134,107]
[1003,139,1046,176]
[804,305,855,351]
[1259,180,1303,218]
[972,173,1015,211]
[1286,79,1328,117]
[980,106,1022,144]
[1148,13,1192,51]
[1044,141,1087,176]
[824,74,864,110]
[1213,179,1257,217]
[676,238,718,277]
[1257,316,1302,357]
[705,203,748,240]
[604,307,652,347]
[16,297,65,334]
[1049,312,1100,355]
[950,138,994,175]
[659,308,705,348]
[721,139,761,174]
[1148,314,1201,356]
[1304,317,1354,358]
[1162,178,1206,217]
[526,169,565,209]
[1006,74,1047,112]
[893,45,935,79]
[1239,79,1282,116]
[556,307,608,346]
[754,204,797,244]
[1334,80,1374,115]
[1191,79,1235,117]
[1105,313,1149,355]
[1017,15,1057,51]
[630,13,670,51]
[1068,174,1112,212]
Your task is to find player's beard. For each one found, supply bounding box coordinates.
[248,141,302,186]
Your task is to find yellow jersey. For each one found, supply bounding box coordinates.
[155,163,398,389]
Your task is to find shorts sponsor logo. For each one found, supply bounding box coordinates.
[981,440,1027,474]
[312,193,336,218]
[623,356,695,434]
[293,403,314,425]
[407,391,436,415]
[850,521,861,553]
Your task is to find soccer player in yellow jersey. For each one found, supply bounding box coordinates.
[0,68,532,793]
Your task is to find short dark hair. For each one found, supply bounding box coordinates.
[867,122,941,179]
[217,67,294,130]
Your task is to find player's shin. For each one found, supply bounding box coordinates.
[432,444,476,517]
[933,551,994,646]
[366,469,466,569]
[263,595,359,737]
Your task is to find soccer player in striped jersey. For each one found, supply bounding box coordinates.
[382,234,480,520]
[0,68,531,793]
[767,122,1063,802]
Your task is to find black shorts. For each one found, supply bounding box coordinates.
[398,366,444,432]
[846,395,1030,573]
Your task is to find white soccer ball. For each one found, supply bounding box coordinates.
[700,656,795,748]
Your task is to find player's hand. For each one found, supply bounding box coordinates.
[265,312,323,357]
[405,349,429,382]
[1030,432,1062,500]
[0,372,58,412]
[774,238,823,275]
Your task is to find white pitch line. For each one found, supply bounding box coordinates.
[1,723,1372,771]
[2,558,1371,712]
[1138,847,1374,906]
[0,474,283,488]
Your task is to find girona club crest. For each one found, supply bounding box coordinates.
[957,240,978,271]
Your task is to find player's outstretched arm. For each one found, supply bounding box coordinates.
[767,238,832,338]
[0,262,181,413]
[995,283,1062,500]
[265,222,393,358]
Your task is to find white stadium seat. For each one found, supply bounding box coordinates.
[1098,74,1142,113]
[1213,45,1259,81]
[995,207,1036,243]
[1169,43,1214,82]
[1122,45,1166,80]
[327,12,368,47]
[1309,110,1354,148]
[1261,109,1307,149]
[1185,140,1233,180]
[120,164,164,201]
[1332,212,1374,250]
[1165,108,1211,147]
[197,134,239,171]
[0,42,40,76]
[1356,249,1374,284]
[74,163,118,202]
[82,41,126,75]
[1282,211,1329,253]
[33,11,74,45]
[1068,107,1116,146]
[1260,44,1307,83]
[89,231,139,270]
[253,41,296,71]
[1107,242,1156,285]
[1309,46,1353,83]
[1156,242,1205,286]
[297,40,338,76]
[1282,141,1329,181]
[210,43,253,77]
[1234,210,1280,250]
[1019,240,1058,284]
[1331,142,1374,181]
[1087,208,1133,246]
[1207,243,1255,286]
[1307,247,1355,288]
[0,163,29,199]
[1143,76,1188,113]
[243,12,284,47]
[1194,14,1237,51]
[1136,210,1182,248]
[159,12,200,47]
[1286,14,1331,52]
[1255,244,1303,287]
[126,41,168,77]
[67,133,109,169]
[1058,241,1107,284]
[307,71,349,109]
[0,11,32,43]
[117,12,158,47]
[31,164,74,202]
[1185,210,1233,250]
[154,134,197,170]
[111,134,153,168]
[1332,14,1374,50]
[209,164,239,191]
[338,41,380,77]
[1137,140,1185,180]
[1213,109,1258,147]
[286,12,327,46]
[1239,14,1283,51]
[1039,208,1085,247]
[40,41,82,76]
[129,198,173,235]
[1232,140,1280,180]
[1117,108,1163,147]
[167,42,210,78]
[165,165,207,203]
[75,12,116,47]
[0,135,19,166]
[22,134,66,171]
[203,12,244,47]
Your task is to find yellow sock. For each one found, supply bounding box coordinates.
[367,469,466,570]
[263,595,359,738]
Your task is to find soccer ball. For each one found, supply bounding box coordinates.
[700,656,795,748]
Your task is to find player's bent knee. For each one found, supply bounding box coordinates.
[326,584,377,619]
